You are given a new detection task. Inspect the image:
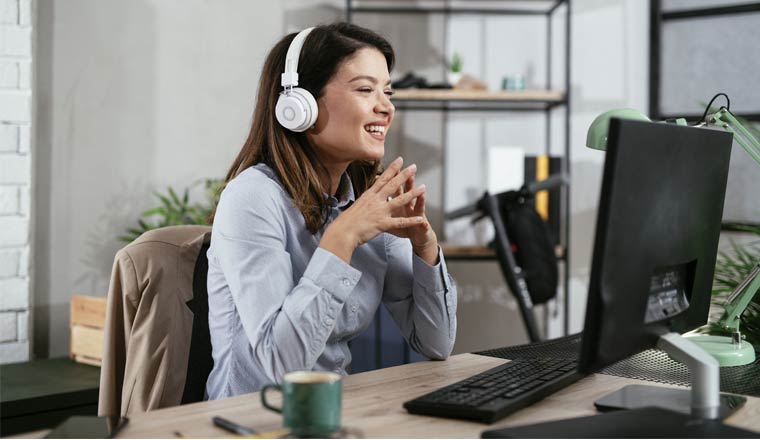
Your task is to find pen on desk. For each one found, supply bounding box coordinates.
[212,416,258,436]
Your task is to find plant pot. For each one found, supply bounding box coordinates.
[448,72,462,87]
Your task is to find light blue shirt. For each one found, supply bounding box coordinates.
[205,163,457,399]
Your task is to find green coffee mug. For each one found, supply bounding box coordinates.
[261,371,342,437]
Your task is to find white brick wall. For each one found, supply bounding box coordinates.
[0,60,18,87]
[0,249,19,277]
[0,123,18,151]
[0,0,18,25]
[0,186,19,214]
[1,0,32,364]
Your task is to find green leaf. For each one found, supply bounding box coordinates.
[141,207,166,217]
[126,228,144,236]
[168,187,182,207]
[157,194,173,210]
[118,235,136,243]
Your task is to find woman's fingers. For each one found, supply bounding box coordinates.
[382,215,424,230]
[413,189,426,217]
[405,174,416,210]
[391,184,425,208]
[381,163,417,197]
[372,157,403,193]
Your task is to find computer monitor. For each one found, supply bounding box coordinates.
[577,118,743,419]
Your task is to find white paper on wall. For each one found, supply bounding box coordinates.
[488,146,525,194]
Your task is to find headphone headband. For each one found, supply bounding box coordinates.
[281,27,315,88]
[276,27,318,132]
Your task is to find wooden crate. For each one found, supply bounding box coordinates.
[70,295,106,367]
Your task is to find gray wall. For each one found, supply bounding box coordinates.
[33,0,654,357]
[33,0,339,357]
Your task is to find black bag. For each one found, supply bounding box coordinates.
[499,197,558,304]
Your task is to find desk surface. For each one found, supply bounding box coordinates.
[115,354,760,438]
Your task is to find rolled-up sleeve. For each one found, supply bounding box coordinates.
[212,179,361,383]
[381,234,457,360]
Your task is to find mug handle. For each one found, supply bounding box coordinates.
[260,384,283,413]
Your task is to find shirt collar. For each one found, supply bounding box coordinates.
[326,172,355,210]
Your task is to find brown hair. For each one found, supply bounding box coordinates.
[210,22,395,233]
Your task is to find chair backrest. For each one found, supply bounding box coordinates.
[98,225,212,417]
[181,242,213,403]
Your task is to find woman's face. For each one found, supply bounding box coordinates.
[306,47,395,167]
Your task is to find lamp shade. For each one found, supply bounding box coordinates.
[586,108,651,150]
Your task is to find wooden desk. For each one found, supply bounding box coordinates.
[115,354,760,438]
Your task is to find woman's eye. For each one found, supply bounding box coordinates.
[358,88,372,93]
[385,90,395,96]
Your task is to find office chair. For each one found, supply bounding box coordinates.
[98,225,213,417]
[446,175,567,342]
[182,240,213,403]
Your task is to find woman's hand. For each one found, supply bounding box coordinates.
[387,166,439,266]
[320,157,436,264]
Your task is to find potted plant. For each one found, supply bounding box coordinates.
[120,178,223,243]
[448,52,463,87]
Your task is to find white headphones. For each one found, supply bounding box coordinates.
[275,27,318,132]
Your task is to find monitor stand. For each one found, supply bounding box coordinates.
[594,332,746,420]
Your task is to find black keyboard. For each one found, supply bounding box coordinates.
[403,358,581,424]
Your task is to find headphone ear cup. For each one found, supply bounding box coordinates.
[275,87,318,132]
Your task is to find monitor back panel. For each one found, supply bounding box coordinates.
[579,119,733,373]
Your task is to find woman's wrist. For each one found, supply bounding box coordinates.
[413,234,439,266]
[320,223,357,264]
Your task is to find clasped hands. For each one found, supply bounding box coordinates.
[321,157,439,266]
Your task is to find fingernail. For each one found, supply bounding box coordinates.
[394,156,403,164]
[416,216,424,223]
[420,184,426,191]
[408,163,417,172]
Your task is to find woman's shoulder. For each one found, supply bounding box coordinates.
[215,164,294,225]
[223,164,288,203]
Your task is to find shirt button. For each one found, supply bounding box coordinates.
[325,319,333,326]
[351,305,357,313]
[342,278,351,287]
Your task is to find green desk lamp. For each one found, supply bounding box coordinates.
[586,95,760,166]
[684,264,760,367]
[586,94,760,366]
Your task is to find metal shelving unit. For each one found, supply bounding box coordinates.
[345,0,572,369]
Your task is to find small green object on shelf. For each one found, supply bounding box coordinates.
[685,264,760,367]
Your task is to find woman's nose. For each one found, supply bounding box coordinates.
[375,93,394,117]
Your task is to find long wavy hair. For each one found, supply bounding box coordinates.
[209,22,395,233]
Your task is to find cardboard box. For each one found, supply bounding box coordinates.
[69,295,106,367]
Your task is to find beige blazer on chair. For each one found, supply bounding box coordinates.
[98,225,211,417]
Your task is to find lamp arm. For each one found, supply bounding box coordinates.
[708,108,760,166]
[719,263,760,332]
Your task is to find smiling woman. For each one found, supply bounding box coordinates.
[204,23,458,400]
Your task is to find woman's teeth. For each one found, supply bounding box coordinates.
[364,125,385,134]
